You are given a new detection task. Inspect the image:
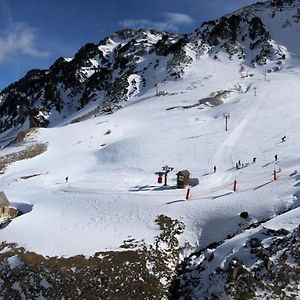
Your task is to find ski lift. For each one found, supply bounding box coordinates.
[157,176,163,184]
[155,171,165,184]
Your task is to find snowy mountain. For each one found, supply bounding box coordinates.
[1,0,300,138]
[1,0,300,298]
[0,28,187,135]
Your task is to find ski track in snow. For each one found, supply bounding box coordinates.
[211,97,260,187]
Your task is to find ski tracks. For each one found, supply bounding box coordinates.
[211,98,260,186]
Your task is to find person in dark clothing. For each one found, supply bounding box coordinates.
[65,176,69,183]
[213,166,216,173]
[252,157,256,163]
[238,160,241,166]
[236,162,239,170]
[274,154,278,162]
[281,136,286,142]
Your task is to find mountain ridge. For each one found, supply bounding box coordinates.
[0,0,299,138]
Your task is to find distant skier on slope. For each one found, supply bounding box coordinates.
[65,176,69,183]
[281,136,286,142]
[274,154,278,162]
[252,157,256,163]
[213,166,217,173]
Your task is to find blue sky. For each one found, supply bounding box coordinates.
[0,0,257,90]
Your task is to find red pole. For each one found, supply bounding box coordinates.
[233,180,237,192]
[185,187,191,200]
[273,170,277,181]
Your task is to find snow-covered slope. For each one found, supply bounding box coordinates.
[1,4,300,297]
[1,43,300,258]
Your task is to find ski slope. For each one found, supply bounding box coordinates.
[1,52,300,257]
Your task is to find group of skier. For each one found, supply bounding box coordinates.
[234,157,257,170]
[213,136,286,173]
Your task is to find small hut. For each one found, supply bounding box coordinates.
[176,170,191,188]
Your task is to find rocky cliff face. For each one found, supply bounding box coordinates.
[171,224,300,299]
[0,29,189,133]
[0,0,299,134]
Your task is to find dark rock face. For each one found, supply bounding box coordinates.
[249,17,269,41]
[194,7,279,64]
[207,15,242,45]
[171,226,300,299]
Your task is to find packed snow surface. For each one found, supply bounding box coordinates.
[1,52,300,256]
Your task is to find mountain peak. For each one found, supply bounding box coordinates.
[1,0,300,137]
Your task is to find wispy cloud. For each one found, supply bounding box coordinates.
[0,22,49,61]
[162,12,194,26]
[119,12,194,32]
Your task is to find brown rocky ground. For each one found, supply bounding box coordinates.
[0,129,47,174]
[0,215,185,299]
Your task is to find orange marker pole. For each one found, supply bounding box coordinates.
[233,180,237,192]
[185,187,191,200]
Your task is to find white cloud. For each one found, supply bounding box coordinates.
[0,22,49,61]
[162,12,194,26]
[119,12,195,32]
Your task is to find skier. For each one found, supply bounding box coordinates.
[238,160,241,167]
[213,166,217,173]
[65,176,69,183]
[274,154,278,162]
[252,157,256,163]
[236,162,239,170]
[281,136,286,142]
